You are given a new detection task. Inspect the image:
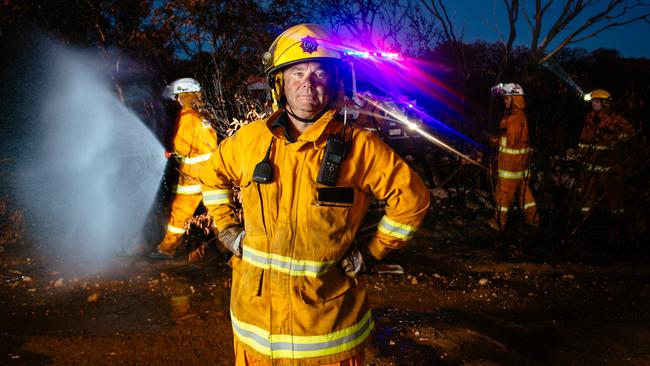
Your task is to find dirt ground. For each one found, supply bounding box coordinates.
[2,202,649,366]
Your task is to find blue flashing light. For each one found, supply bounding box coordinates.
[345,49,400,60]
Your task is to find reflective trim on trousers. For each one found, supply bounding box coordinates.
[167,224,186,234]
[176,152,213,165]
[523,201,536,210]
[173,184,202,195]
[241,246,337,277]
[231,310,374,359]
[377,215,419,241]
[202,189,231,206]
[497,169,529,179]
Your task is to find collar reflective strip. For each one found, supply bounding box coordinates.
[202,189,231,205]
[174,184,202,194]
[377,215,418,241]
[523,201,536,210]
[499,146,531,155]
[498,169,529,179]
[177,152,212,165]
[578,143,609,151]
[231,310,374,359]
[582,163,612,172]
[167,224,186,234]
[242,246,337,277]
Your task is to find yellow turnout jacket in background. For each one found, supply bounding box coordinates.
[200,109,430,365]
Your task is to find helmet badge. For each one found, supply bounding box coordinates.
[300,36,319,54]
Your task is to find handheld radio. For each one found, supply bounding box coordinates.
[317,135,347,186]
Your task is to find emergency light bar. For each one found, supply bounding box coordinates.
[344,50,400,60]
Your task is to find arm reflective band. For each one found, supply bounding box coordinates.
[174,184,202,194]
[202,189,231,205]
[167,224,186,234]
[578,143,609,151]
[582,163,612,172]
[498,169,529,179]
[377,215,418,241]
[179,152,213,165]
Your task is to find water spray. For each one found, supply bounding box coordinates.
[357,94,487,170]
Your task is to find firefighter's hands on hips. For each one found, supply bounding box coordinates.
[340,245,377,278]
[218,225,245,258]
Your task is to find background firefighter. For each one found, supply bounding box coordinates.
[577,89,636,216]
[488,83,538,231]
[149,78,219,261]
[198,24,430,365]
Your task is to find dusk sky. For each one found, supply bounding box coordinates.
[440,1,650,59]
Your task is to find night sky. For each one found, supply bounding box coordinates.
[441,1,650,59]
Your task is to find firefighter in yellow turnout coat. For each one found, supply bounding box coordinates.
[578,89,635,215]
[489,83,538,231]
[151,78,219,260]
[200,24,430,365]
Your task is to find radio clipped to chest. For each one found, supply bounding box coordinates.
[317,135,348,186]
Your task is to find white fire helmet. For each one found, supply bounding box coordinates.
[163,78,202,100]
[491,82,525,96]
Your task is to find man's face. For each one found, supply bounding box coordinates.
[503,95,512,109]
[591,99,603,112]
[283,61,332,118]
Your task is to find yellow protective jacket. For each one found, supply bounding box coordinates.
[200,109,430,365]
[172,107,218,192]
[579,110,635,173]
[496,108,532,180]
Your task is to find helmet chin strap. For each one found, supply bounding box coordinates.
[285,105,329,123]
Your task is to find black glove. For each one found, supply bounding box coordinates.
[217,225,245,257]
[340,245,377,278]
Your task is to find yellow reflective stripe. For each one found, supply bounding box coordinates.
[523,201,536,210]
[242,246,337,277]
[581,207,591,213]
[173,184,202,194]
[578,143,609,151]
[498,169,529,179]
[202,189,231,205]
[176,152,212,165]
[498,206,509,212]
[498,146,531,155]
[167,224,186,234]
[377,215,418,241]
[231,310,374,359]
[582,163,612,172]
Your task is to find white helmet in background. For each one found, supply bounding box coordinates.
[163,78,202,100]
[491,82,525,96]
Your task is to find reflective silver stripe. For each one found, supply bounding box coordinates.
[173,184,202,194]
[523,201,536,210]
[499,146,531,155]
[167,224,186,234]
[498,169,529,179]
[377,215,418,241]
[242,246,336,277]
[578,143,609,151]
[231,310,374,359]
[498,206,509,212]
[582,163,612,172]
[202,189,231,205]
[175,152,212,165]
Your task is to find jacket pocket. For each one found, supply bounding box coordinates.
[299,266,357,304]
